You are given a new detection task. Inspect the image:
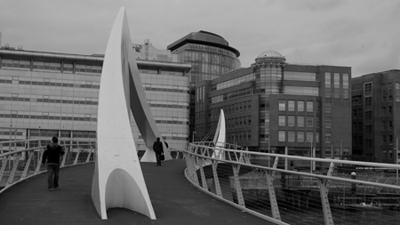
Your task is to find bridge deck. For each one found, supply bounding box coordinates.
[0,159,271,225]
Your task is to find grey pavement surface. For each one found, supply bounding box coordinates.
[0,159,272,225]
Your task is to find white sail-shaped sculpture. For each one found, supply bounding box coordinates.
[91,7,156,220]
[212,109,226,160]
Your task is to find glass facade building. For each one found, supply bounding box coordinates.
[167,30,241,141]
[0,42,191,151]
[167,30,241,85]
[196,50,352,168]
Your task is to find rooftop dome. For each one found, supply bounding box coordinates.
[254,50,286,65]
[256,50,284,59]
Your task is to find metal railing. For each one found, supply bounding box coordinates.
[0,138,95,194]
[183,141,400,225]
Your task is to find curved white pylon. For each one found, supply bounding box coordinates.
[212,109,226,160]
[91,7,156,220]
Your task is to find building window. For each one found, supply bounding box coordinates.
[279,116,286,126]
[306,101,313,112]
[325,72,331,98]
[396,83,400,102]
[288,131,295,142]
[333,73,340,98]
[307,132,313,142]
[297,116,304,127]
[288,116,295,127]
[278,131,286,142]
[279,100,286,111]
[325,118,331,128]
[343,74,349,99]
[297,101,304,112]
[306,117,313,127]
[288,100,295,111]
[297,131,304,142]
[325,133,331,143]
[325,102,331,113]
[364,82,372,96]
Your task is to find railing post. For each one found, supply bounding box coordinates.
[185,154,199,185]
[86,147,93,163]
[0,156,8,182]
[73,142,81,165]
[6,153,21,187]
[197,158,208,190]
[284,147,288,170]
[232,165,245,207]
[266,156,281,220]
[61,146,68,167]
[319,162,335,225]
[21,151,34,179]
[211,160,222,197]
[34,149,44,173]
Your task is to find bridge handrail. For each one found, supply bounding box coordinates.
[0,138,96,194]
[183,142,400,225]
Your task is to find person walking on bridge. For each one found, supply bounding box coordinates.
[153,137,164,166]
[42,136,65,191]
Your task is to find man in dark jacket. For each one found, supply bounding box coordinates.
[153,137,164,166]
[42,136,65,191]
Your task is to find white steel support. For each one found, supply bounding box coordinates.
[198,158,208,190]
[6,154,20,187]
[319,162,334,225]
[21,151,34,179]
[211,161,222,197]
[73,149,80,165]
[266,156,281,220]
[34,150,43,173]
[232,165,245,207]
[61,148,67,167]
[0,156,7,182]
[186,155,199,185]
[86,149,93,163]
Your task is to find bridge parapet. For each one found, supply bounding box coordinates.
[183,142,400,225]
[0,138,95,193]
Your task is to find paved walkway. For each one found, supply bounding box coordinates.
[0,159,272,225]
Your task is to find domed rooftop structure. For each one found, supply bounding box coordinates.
[254,50,286,65]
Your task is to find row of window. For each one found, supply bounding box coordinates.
[0,95,98,105]
[278,115,316,128]
[278,131,319,143]
[0,113,97,121]
[148,101,189,109]
[211,88,253,104]
[0,78,100,89]
[1,59,102,74]
[325,73,349,99]
[279,100,314,112]
[210,100,252,118]
[144,85,189,94]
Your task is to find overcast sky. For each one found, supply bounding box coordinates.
[1,0,399,77]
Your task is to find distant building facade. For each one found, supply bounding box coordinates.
[167,30,241,140]
[0,42,191,151]
[351,70,400,163]
[195,50,352,166]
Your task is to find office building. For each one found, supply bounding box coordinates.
[195,50,352,166]
[167,30,241,140]
[0,41,191,151]
[352,70,400,163]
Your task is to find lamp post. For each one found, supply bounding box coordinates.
[396,137,399,180]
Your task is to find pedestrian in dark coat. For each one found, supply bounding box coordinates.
[153,137,164,166]
[42,136,65,191]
